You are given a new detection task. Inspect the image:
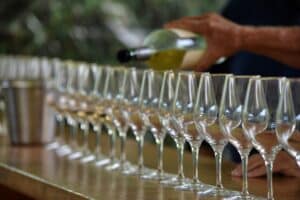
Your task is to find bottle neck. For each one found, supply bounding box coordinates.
[131,38,197,59]
[117,37,201,63]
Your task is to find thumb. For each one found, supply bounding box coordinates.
[195,51,219,71]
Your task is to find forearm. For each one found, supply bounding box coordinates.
[239,26,300,68]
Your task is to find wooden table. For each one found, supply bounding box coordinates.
[0,134,299,200]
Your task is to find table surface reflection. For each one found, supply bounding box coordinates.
[0,134,299,200]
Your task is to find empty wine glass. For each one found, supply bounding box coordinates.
[75,62,97,163]
[219,75,258,199]
[46,58,67,150]
[140,70,171,181]
[63,61,82,158]
[276,78,300,167]
[99,67,122,171]
[86,65,110,167]
[243,77,285,200]
[44,58,61,150]
[104,66,134,171]
[160,71,191,187]
[171,71,213,192]
[0,56,7,134]
[194,73,230,196]
[105,67,138,173]
[54,61,73,156]
[122,68,149,176]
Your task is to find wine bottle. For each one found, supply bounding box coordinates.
[117,29,207,70]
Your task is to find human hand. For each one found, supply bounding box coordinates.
[164,13,243,71]
[231,151,300,178]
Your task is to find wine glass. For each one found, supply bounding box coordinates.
[86,65,110,167]
[46,58,67,150]
[243,77,285,200]
[0,56,7,134]
[169,71,213,192]
[43,57,61,150]
[63,61,82,159]
[194,73,230,195]
[219,75,259,199]
[160,71,190,187]
[106,67,137,172]
[103,66,132,171]
[140,70,171,181]
[92,66,120,170]
[54,60,73,156]
[122,68,149,176]
[276,78,300,167]
[75,62,98,163]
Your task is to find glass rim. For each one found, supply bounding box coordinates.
[287,77,300,82]
[249,76,286,81]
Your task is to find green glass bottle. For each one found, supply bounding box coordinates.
[117,29,207,70]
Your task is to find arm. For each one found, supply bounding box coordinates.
[241,26,300,68]
[232,151,300,178]
[164,13,300,71]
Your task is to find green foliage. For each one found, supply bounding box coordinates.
[0,0,226,64]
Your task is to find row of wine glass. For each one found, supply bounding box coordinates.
[1,55,299,200]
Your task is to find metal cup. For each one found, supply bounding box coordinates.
[2,80,55,145]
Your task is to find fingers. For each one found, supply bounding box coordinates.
[248,165,266,177]
[165,12,219,25]
[231,154,264,177]
[172,13,216,21]
[195,51,219,71]
[164,12,222,33]
[231,163,242,177]
[164,20,210,35]
[243,154,266,177]
[247,154,264,171]
[231,151,300,178]
[273,151,300,177]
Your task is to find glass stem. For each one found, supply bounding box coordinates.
[241,152,250,196]
[214,149,223,189]
[71,123,78,150]
[108,127,116,163]
[137,135,144,172]
[82,122,89,155]
[58,117,65,145]
[54,115,61,143]
[120,132,127,166]
[265,160,274,200]
[176,138,185,180]
[156,137,164,176]
[191,145,200,183]
[94,124,102,159]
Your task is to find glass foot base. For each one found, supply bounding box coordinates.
[121,165,138,175]
[105,160,120,171]
[122,166,153,176]
[175,180,213,192]
[80,154,96,163]
[68,151,83,160]
[160,176,191,187]
[119,161,136,173]
[94,155,110,167]
[198,187,239,198]
[141,171,172,181]
[46,142,60,150]
[56,145,72,156]
[222,194,265,200]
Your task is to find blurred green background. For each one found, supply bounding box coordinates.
[0,0,226,64]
